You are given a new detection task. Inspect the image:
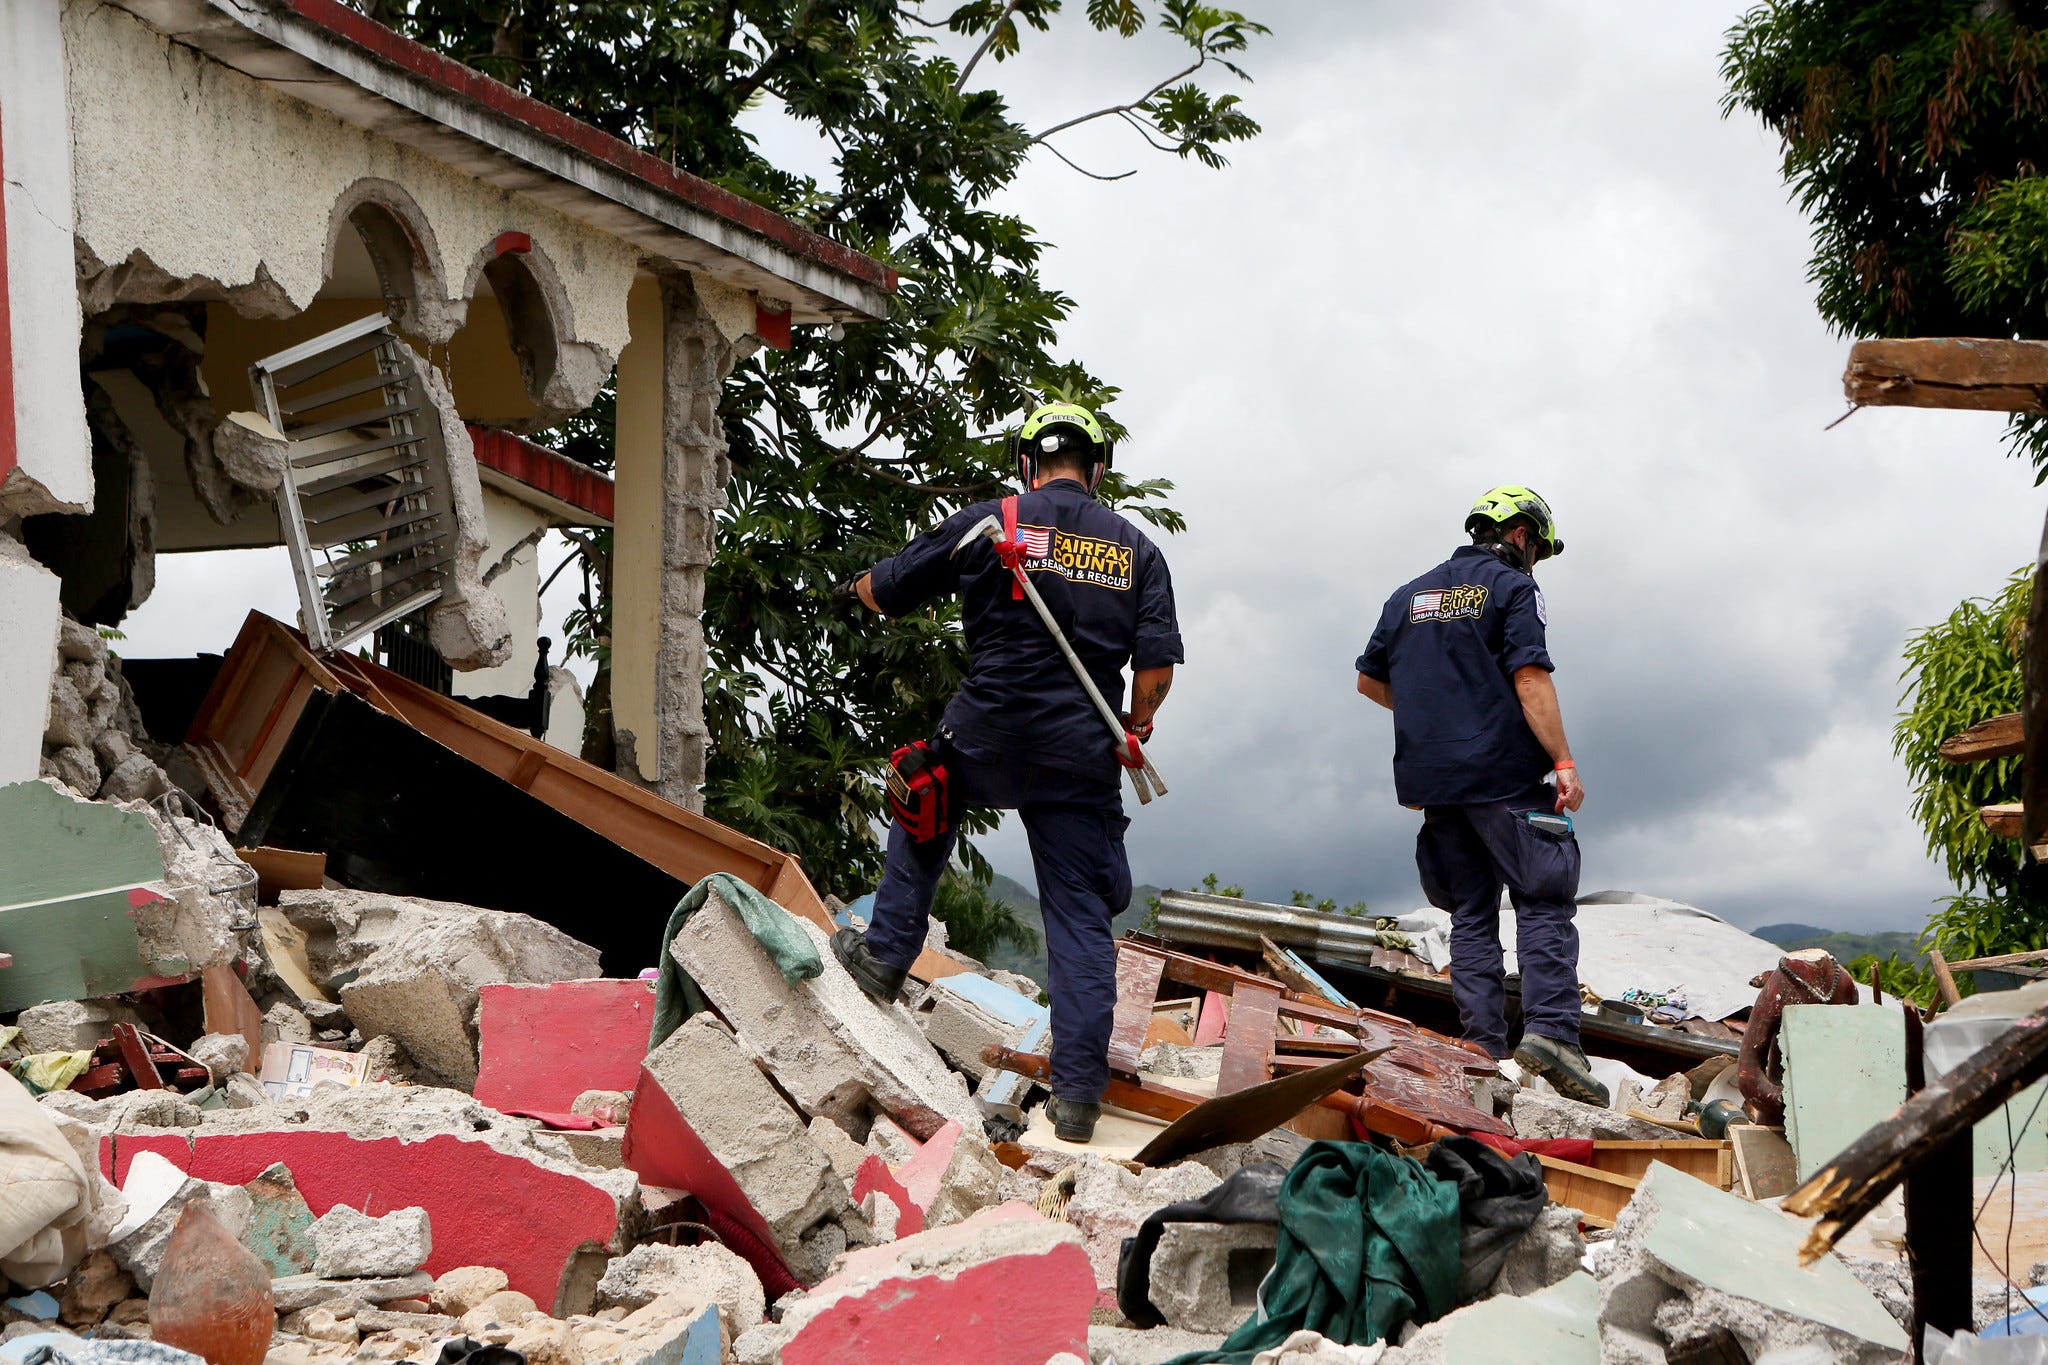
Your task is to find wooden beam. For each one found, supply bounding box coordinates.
[1218,981,1281,1096]
[1844,337,2048,414]
[1981,803,2025,838]
[1940,713,2024,764]
[1945,947,2048,973]
[1927,949,1963,1007]
[1784,1003,2048,1263]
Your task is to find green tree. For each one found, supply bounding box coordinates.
[362,1,1268,950]
[1893,568,2046,959]
[1721,1,2048,471]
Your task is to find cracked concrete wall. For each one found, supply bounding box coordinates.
[610,272,758,806]
[452,487,549,699]
[0,534,62,784]
[62,0,639,410]
[2,0,93,518]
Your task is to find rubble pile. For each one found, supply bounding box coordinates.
[4,788,2045,1364]
[38,618,172,805]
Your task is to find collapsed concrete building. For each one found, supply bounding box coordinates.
[0,0,893,805]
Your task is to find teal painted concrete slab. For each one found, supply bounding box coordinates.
[1637,1163,1909,1353]
[1441,1269,1599,1363]
[0,780,170,1011]
[1782,1004,1906,1182]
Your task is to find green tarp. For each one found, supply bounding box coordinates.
[1166,1141,1462,1364]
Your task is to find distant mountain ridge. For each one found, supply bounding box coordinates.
[1753,922,1926,965]
[981,871,1163,987]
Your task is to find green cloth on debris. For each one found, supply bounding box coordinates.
[648,872,824,1054]
[1164,1140,1462,1365]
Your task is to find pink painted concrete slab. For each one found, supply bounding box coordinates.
[473,978,654,1115]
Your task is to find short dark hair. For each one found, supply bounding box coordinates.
[1036,450,1091,478]
[1470,514,1535,545]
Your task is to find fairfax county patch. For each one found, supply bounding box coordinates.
[1410,584,1488,623]
[1016,523,1133,591]
[1534,588,1548,626]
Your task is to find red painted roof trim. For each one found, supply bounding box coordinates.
[468,425,614,524]
[0,94,18,483]
[282,0,896,295]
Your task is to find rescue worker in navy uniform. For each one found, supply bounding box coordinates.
[831,402,1182,1144]
[1354,487,1609,1106]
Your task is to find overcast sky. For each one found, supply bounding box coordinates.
[122,3,2044,935]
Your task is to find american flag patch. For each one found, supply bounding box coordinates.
[1017,525,1052,557]
[1410,590,1444,621]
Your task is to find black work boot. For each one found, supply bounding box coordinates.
[831,927,907,1005]
[1044,1096,1101,1143]
[1513,1034,1611,1107]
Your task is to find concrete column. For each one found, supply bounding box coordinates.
[1,0,92,517]
[610,272,755,809]
[0,534,60,784]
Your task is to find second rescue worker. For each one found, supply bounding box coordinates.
[830,402,1183,1144]
[1354,486,1609,1106]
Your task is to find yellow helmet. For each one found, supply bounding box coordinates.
[1011,402,1112,489]
[1465,485,1563,559]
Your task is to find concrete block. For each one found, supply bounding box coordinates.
[559,1128,625,1171]
[860,1190,902,1242]
[916,974,1047,1081]
[594,1241,763,1338]
[1146,1221,1277,1334]
[241,1162,316,1278]
[270,1271,433,1313]
[1782,1004,1906,1182]
[15,999,142,1053]
[668,884,976,1138]
[310,1205,431,1278]
[473,978,655,1114]
[638,1015,870,1284]
[104,1082,638,1312]
[585,1293,722,1365]
[1065,1157,1221,1310]
[1510,1090,1674,1142]
[0,543,62,785]
[1595,1163,1909,1363]
[806,1116,866,1182]
[891,1119,1006,1229]
[280,888,601,1090]
[734,1204,1091,1365]
[428,1265,509,1316]
[1486,1202,1585,1299]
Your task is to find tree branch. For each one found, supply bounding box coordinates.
[1040,141,1136,180]
[1028,55,1204,146]
[954,0,1023,94]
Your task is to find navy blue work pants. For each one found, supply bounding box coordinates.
[1415,781,1582,1059]
[863,745,1130,1103]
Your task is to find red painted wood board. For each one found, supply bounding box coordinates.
[1106,947,1165,1075]
[1217,981,1281,1096]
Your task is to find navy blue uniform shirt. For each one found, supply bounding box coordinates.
[869,478,1183,781]
[1356,544,1554,807]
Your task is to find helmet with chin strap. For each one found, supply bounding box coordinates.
[1465,485,1563,562]
[1009,402,1112,490]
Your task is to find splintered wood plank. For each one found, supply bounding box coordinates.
[113,1024,166,1091]
[1845,337,2048,413]
[1942,713,2025,764]
[1218,981,1282,1096]
[1730,1125,1797,1200]
[1107,946,1167,1074]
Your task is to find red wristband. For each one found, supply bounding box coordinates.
[1554,760,1576,771]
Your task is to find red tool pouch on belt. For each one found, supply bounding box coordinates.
[886,740,953,843]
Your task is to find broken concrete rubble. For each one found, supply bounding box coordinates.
[1511,1089,1677,1143]
[1595,1163,1908,1363]
[105,1150,253,1291]
[668,882,977,1138]
[733,1204,1092,1365]
[638,1014,872,1284]
[1065,1156,1222,1308]
[1147,1220,1277,1333]
[593,1241,764,1338]
[915,972,1047,1082]
[278,887,601,1089]
[308,1205,431,1278]
[15,1001,143,1055]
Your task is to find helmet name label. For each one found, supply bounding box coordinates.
[1410,584,1489,623]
